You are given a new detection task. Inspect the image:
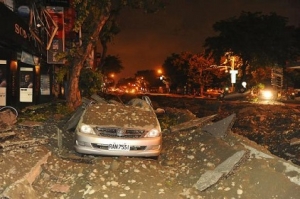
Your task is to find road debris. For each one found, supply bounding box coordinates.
[193,150,247,191]
[170,114,217,132]
[201,113,236,138]
[0,138,48,152]
[0,109,17,131]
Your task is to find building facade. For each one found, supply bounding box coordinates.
[0,1,73,107]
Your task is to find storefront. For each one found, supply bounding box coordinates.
[0,3,52,107]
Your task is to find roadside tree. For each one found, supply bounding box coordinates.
[188,53,216,96]
[162,52,192,92]
[100,55,124,76]
[61,0,164,110]
[98,16,121,69]
[204,12,300,86]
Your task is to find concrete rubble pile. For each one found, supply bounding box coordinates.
[0,103,299,198]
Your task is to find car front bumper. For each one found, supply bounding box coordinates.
[74,132,162,157]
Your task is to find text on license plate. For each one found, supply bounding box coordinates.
[108,143,130,151]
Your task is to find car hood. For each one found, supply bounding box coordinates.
[80,102,160,130]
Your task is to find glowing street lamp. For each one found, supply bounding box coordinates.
[157,69,163,75]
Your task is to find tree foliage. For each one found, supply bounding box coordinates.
[188,53,216,96]
[100,55,124,75]
[162,52,222,94]
[162,52,191,89]
[204,12,300,84]
[60,0,164,110]
[79,68,103,97]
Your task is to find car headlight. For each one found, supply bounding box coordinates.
[145,128,161,137]
[80,124,95,134]
[261,90,273,99]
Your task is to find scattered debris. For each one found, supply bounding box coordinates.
[170,114,217,132]
[1,96,300,198]
[0,152,51,199]
[0,109,17,131]
[290,138,300,146]
[0,138,48,152]
[18,121,43,128]
[50,184,70,193]
[193,150,247,191]
[0,131,16,141]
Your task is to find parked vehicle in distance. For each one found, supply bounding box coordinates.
[204,88,223,98]
[74,96,162,158]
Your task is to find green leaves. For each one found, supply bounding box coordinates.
[79,68,104,97]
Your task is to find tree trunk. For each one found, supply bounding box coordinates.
[100,39,108,70]
[66,14,110,111]
[67,62,82,110]
[200,85,204,97]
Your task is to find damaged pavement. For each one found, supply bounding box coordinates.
[0,99,300,198]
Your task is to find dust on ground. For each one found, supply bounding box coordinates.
[0,95,300,199]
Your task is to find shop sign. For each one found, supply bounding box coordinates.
[47,6,65,64]
[0,3,36,53]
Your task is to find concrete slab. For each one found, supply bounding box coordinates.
[193,150,247,191]
[0,150,51,198]
[202,113,236,137]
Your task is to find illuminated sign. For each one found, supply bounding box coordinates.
[230,70,238,84]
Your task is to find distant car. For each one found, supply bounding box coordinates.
[74,96,162,158]
[204,88,223,98]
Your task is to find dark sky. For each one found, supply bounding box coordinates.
[107,0,300,80]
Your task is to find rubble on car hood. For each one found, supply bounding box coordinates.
[81,100,159,129]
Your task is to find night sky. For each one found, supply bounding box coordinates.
[107,0,300,80]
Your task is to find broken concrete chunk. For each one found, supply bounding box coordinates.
[18,121,43,128]
[51,184,70,193]
[202,113,236,137]
[0,152,51,198]
[193,150,247,191]
[290,138,300,146]
[90,94,107,103]
[170,114,217,132]
[0,109,17,131]
[0,138,48,152]
[0,131,16,141]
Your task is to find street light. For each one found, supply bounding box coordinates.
[157,69,163,75]
[210,52,239,92]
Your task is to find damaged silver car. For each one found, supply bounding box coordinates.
[73,95,162,158]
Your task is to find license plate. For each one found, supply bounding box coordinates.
[108,143,130,151]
